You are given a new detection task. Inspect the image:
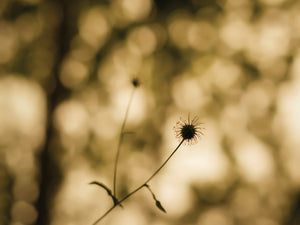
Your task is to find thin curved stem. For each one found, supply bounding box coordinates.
[92,139,185,225]
[144,139,184,184]
[113,88,136,197]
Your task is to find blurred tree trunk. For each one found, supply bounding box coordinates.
[285,193,300,225]
[36,0,73,224]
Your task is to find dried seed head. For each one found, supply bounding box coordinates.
[174,116,204,145]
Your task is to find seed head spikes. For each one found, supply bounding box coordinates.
[174,116,204,145]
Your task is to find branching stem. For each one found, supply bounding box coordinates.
[113,88,136,197]
[92,139,185,225]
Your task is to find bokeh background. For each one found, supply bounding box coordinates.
[1,0,300,225]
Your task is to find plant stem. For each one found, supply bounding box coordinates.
[92,139,185,225]
[113,88,136,197]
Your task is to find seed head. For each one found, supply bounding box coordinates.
[174,116,204,145]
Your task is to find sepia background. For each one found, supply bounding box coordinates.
[1,0,300,225]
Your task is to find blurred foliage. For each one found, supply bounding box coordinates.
[1,0,300,225]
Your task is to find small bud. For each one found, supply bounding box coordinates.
[131,77,140,88]
[155,200,166,213]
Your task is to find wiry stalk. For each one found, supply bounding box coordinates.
[113,88,136,197]
[92,139,185,225]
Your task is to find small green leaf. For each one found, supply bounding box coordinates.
[155,200,166,213]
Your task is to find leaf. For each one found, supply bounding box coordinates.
[89,181,123,208]
[89,181,112,195]
[155,200,166,213]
